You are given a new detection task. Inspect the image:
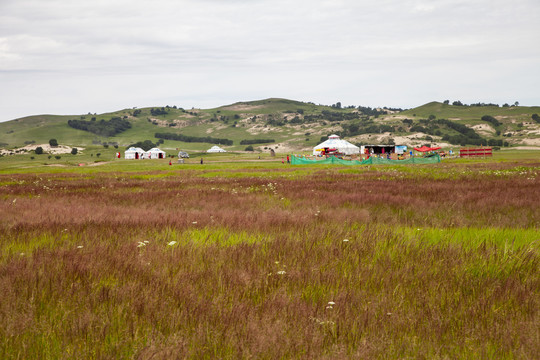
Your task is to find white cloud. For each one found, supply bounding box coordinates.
[1,0,539,121]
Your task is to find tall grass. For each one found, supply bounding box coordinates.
[0,161,538,359]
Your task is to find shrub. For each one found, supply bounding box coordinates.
[54,155,61,160]
[240,139,275,145]
[127,140,156,151]
[481,115,501,127]
[71,148,78,155]
[49,139,58,147]
[245,145,254,151]
[67,117,132,137]
[155,133,233,146]
[35,147,44,155]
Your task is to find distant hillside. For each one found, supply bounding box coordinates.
[401,101,540,120]
[1,99,539,153]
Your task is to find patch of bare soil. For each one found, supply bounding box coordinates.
[222,104,264,111]
[87,161,114,166]
[504,145,540,150]
[260,142,311,154]
[150,118,196,128]
[247,125,283,135]
[0,144,84,156]
[518,138,540,146]
[471,124,496,136]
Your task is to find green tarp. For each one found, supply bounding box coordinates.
[291,154,441,165]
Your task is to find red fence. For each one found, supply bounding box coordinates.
[459,147,492,157]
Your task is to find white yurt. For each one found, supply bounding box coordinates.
[313,135,360,155]
[207,145,226,153]
[125,147,145,159]
[146,147,166,159]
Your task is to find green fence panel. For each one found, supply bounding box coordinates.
[291,154,440,165]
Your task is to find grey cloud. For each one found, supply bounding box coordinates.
[1,0,539,121]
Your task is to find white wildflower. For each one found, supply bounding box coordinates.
[326,305,333,309]
[343,239,349,242]
[192,221,198,224]
[77,245,83,249]
[328,301,335,305]
[277,270,286,275]
[167,241,177,246]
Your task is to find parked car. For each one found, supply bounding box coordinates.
[178,151,190,158]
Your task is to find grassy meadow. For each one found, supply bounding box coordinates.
[0,154,539,359]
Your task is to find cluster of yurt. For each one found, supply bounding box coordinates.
[124,147,166,159]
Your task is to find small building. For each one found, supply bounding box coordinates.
[125,147,145,159]
[360,145,406,154]
[146,147,166,159]
[207,145,226,153]
[313,135,360,155]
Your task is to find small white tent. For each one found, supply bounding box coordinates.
[313,135,360,155]
[146,147,166,159]
[207,145,226,153]
[125,147,145,159]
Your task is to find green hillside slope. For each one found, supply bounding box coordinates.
[1,99,539,153]
[402,101,540,121]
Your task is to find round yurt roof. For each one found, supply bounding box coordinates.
[313,135,360,155]
[147,147,165,153]
[125,147,144,153]
[207,145,226,153]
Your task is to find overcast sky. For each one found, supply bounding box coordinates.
[1,0,539,122]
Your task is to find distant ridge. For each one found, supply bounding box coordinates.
[1,99,539,151]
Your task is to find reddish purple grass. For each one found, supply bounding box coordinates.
[0,163,538,359]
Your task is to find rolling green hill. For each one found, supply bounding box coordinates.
[1,99,539,154]
[401,101,540,121]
